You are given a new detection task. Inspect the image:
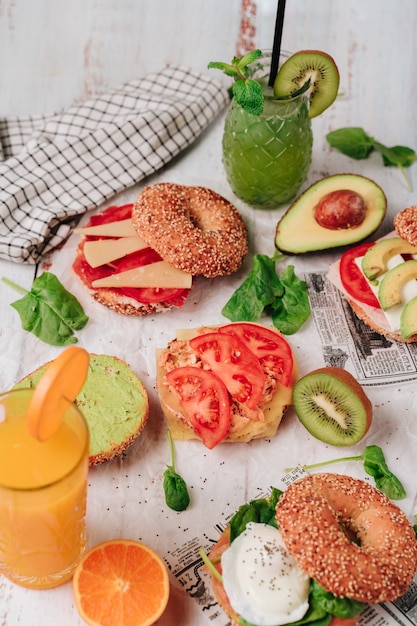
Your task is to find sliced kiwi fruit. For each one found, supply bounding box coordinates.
[274,50,340,118]
[292,367,372,446]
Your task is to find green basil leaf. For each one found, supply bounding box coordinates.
[326,127,374,159]
[270,265,311,334]
[9,272,88,346]
[163,467,190,512]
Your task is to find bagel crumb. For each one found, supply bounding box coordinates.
[132,183,248,278]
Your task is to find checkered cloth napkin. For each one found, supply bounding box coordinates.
[0,66,229,264]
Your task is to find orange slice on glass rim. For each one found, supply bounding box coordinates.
[73,539,170,626]
[26,346,90,441]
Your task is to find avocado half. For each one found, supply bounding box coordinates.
[275,174,387,254]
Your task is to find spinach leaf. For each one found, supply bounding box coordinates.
[222,254,284,322]
[362,445,406,500]
[3,272,88,346]
[269,265,311,335]
[221,254,310,335]
[326,127,374,160]
[311,580,365,619]
[293,444,406,499]
[326,126,417,190]
[229,487,282,542]
[163,430,190,512]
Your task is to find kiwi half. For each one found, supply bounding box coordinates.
[292,367,372,446]
[274,50,340,118]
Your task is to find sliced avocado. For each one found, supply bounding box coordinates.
[275,174,387,254]
[401,295,417,339]
[361,237,417,280]
[378,259,417,309]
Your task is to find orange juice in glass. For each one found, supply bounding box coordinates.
[0,388,89,589]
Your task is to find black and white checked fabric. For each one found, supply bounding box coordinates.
[0,66,229,264]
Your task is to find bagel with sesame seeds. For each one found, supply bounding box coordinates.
[204,473,417,626]
[132,183,248,278]
[72,184,248,316]
[276,473,417,604]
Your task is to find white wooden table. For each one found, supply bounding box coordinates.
[1,1,417,624]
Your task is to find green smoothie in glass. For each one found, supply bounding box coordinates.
[209,49,339,209]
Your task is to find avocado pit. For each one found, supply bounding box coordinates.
[314,189,366,230]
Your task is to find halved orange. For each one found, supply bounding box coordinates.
[73,539,170,626]
[26,346,89,441]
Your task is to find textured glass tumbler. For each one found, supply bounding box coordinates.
[0,388,89,589]
[222,51,313,209]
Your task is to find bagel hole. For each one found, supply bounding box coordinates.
[338,519,361,546]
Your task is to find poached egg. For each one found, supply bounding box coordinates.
[221,521,310,626]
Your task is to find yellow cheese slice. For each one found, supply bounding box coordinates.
[83,236,149,268]
[91,261,193,289]
[74,218,137,237]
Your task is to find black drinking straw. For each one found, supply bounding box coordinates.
[268,0,287,87]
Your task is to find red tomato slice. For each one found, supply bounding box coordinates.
[166,366,231,449]
[88,203,134,228]
[339,242,380,308]
[189,332,265,410]
[219,323,293,387]
[73,204,190,307]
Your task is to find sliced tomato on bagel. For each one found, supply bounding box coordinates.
[88,203,134,230]
[165,366,231,449]
[219,323,293,387]
[339,242,380,308]
[73,204,190,307]
[189,332,265,410]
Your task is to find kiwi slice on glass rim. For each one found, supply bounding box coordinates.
[273,50,340,118]
[292,367,372,446]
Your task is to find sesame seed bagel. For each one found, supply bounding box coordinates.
[132,183,248,278]
[276,473,417,604]
[394,205,417,246]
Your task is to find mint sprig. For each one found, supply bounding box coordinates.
[326,127,417,191]
[208,49,265,115]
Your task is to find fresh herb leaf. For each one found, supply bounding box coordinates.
[209,49,265,115]
[222,254,284,322]
[3,272,88,346]
[290,444,406,499]
[269,265,311,335]
[311,580,365,619]
[229,488,282,542]
[222,254,310,335]
[163,429,190,511]
[361,445,406,500]
[232,78,264,115]
[326,126,417,190]
[326,127,374,160]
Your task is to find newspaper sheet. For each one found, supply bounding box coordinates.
[304,271,417,386]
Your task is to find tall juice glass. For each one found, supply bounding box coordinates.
[222,51,313,209]
[0,388,89,589]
